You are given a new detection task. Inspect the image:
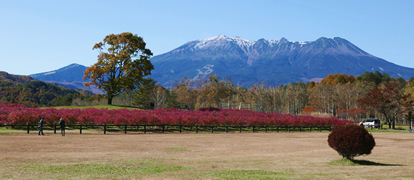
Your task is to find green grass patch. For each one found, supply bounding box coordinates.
[0,126,18,131]
[366,129,410,133]
[0,127,20,134]
[0,132,16,134]
[392,125,410,130]
[20,163,192,177]
[328,158,360,166]
[0,127,12,131]
[202,170,292,180]
[166,147,186,151]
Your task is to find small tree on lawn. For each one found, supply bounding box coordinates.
[328,124,375,159]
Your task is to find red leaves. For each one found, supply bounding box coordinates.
[328,124,375,159]
[0,104,353,126]
[358,82,414,124]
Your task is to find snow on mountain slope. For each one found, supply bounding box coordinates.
[150,35,414,87]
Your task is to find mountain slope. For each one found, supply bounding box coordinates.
[30,63,87,82]
[29,64,101,94]
[150,35,414,86]
[0,71,92,107]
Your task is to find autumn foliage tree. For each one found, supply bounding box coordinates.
[196,75,234,109]
[358,82,414,128]
[328,124,375,159]
[84,32,153,105]
[173,76,198,110]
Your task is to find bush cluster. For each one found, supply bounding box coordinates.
[0,103,353,126]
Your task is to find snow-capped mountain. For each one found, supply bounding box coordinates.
[150,35,414,86]
[29,35,414,89]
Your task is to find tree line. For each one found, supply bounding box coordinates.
[73,71,414,128]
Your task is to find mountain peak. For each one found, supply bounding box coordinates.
[193,35,255,50]
[311,37,370,56]
[279,37,288,43]
[206,34,227,41]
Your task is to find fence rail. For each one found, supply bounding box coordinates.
[0,123,338,134]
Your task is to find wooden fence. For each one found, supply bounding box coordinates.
[0,123,338,134]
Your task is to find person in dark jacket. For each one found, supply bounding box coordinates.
[38,117,44,135]
[59,118,66,136]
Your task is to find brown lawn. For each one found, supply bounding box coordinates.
[0,129,413,179]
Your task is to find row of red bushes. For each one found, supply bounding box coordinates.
[0,104,353,126]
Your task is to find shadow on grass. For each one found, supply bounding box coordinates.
[351,159,403,166]
[329,158,403,166]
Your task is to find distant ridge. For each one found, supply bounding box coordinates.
[30,63,87,82]
[0,71,34,84]
[29,63,102,94]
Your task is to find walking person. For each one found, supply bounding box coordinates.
[59,118,66,136]
[38,117,44,135]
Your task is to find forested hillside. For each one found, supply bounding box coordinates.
[0,71,93,107]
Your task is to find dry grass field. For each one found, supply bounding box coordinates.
[0,129,413,179]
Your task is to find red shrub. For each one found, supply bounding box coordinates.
[0,103,353,127]
[328,124,375,159]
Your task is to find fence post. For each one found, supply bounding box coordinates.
[79,124,82,134]
[309,125,312,132]
[225,125,228,133]
[252,126,255,133]
[239,125,241,133]
[265,126,267,133]
[162,124,164,133]
[319,125,321,132]
[125,124,127,134]
[54,123,56,134]
[179,125,182,133]
[144,125,146,134]
[27,123,30,134]
[277,125,279,132]
[211,126,214,133]
[329,126,331,131]
[104,124,106,134]
[299,125,302,132]
[196,125,198,133]
[288,125,290,132]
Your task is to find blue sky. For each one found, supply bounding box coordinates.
[1,0,413,75]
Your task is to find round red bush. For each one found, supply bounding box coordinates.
[328,124,375,159]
